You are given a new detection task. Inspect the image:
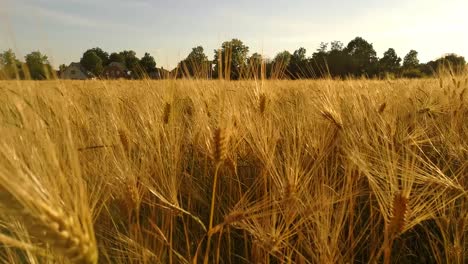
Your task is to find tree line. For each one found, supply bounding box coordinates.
[0,50,53,80]
[0,48,158,80]
[1,36,466,80]
[71,48,157,79]
[207,37,466,80]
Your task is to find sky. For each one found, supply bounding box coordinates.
[0,0,467,69]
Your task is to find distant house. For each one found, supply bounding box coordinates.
[146,67,171,79]
[159,67,172,79]
[60,63,94,80]
[103,62,129,79]
[147,71,161,79]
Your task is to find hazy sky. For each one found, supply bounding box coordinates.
[0,0,467,68]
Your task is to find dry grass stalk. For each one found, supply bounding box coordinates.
[460,88,466,100]
[163,102,171,124]
[259,93,267,114]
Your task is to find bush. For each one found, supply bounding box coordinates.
[401,68,424,78]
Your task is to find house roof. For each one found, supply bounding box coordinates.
[67,62,95,78]
[107,62,127,71]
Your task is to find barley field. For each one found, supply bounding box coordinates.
[0,76,466,263]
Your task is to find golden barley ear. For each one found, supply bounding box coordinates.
[283,182,296,201]
[213,127,228,163]
[460,88,466,101]
[388,193,408,236]
[28,206,98,264]
[378,102,387,114]
[118,129,130,153]
[163,102,171,124]
[223,211,245,226]
[0,191,98,264]
[321,110,343,130]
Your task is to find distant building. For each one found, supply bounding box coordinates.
[145,67,171,79]
[60,63,94,80]
[103,62,129,79]
[147,71,161,79]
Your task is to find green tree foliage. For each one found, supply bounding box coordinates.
[271,50,292,79]
[213,39,249,80]
[311,42,329,77]
[344,37,378,76]
[119,50,140,76]
[59,64,67,73]
[180,46,210,78]
[0,49,23,79]
[273,50,292,66]
[139,52,157,74]
[288,47,309,79]
[424,53,466,74]
[25,51,52,80]
[186,46,208,64]
[85,48,109,66]
[402,50,422,78]
[379,48,402,76]
[438,53,466,67]
[311,41,349,78]
[80,51,103,76]
[327,41,349,77]
[247,52,263,79]
[403,50,419,69]
[109,52,125,64]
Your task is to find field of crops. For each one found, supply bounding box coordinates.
[0,76,466,263]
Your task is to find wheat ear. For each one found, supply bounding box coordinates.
[0,187,98,264]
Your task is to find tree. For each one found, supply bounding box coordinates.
[0,49,23,79]
[80,51,103,76]
[438,53,466,67]
[401,50,423,78]
[213,38,249,80]
[109,52,125,64]
[328,41,351,77]
[180,46,210,78]
[119,50,140,76]
[330,41,344,52]
[311,43,329,78]
[403,50,419,69]
[139,52,157,74]
[247,52,263,79]
[311,41,349,78]
[344,37,378,76]
[25,51,52,80]
[436,53,466,74]
[186,46,208,63]
[273,50,292,66]
[289,47,309,79]
[271,51,292,79]
[59,64,67,73]
[84,48,109,66]
[379,48,401,76]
